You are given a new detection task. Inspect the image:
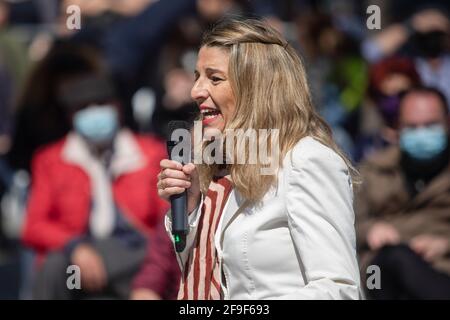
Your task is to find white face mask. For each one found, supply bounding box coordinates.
[400,124,448,161]
[73,105,119,144]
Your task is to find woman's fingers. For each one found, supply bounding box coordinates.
[160,178,191,189]
[160,159,182,170]
[182,163,196,174]
[158,160,201,204]
[183,163,200,186]
[159,187,187,198]
[159,168,191,181]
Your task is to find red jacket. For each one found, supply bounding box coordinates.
[22,133,169,258]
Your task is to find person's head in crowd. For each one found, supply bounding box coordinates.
[397,86,449,177]
[58,74,122,151]
[9,41,104,170]
[196,0,244,23]
[410,6,450,60]
[296,11,359,61]
[59,0,155,38]
[61,0,154,18]
[369,56,421,136]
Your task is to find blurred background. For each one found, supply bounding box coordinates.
[0,0,449,300]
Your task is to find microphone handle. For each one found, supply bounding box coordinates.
[166,138,190,252]
[170,190,188,252]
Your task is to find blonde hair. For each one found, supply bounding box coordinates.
[197,17,359,201]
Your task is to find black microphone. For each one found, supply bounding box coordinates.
[167,121,191,252]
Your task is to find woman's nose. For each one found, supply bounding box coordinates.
[191,81,208,102]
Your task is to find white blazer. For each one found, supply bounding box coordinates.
[166,136,363,300]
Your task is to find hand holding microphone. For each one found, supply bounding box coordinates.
[157,160,201,215]
[158,121,201,252]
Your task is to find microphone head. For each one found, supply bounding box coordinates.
[167,121,190,140]
[167,120,191,164]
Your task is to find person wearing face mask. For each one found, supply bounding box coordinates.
[22,74,169,299]
[361,6,450,106]
[356,86,450,299]
[356,56,421,161]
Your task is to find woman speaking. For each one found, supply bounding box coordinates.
[158,17,362,300]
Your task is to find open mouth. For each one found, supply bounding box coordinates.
[200,107,222,125]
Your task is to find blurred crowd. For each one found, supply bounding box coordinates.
[0,0,449,299]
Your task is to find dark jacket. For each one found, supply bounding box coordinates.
[355,146,450,275]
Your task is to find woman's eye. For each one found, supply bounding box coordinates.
[211,76,223,83]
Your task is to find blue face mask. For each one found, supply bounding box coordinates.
[73,105,119,144]
[400,125,448,161]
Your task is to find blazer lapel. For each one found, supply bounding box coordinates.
[214,189,248,253]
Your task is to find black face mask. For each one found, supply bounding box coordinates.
[413,31,448,59]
